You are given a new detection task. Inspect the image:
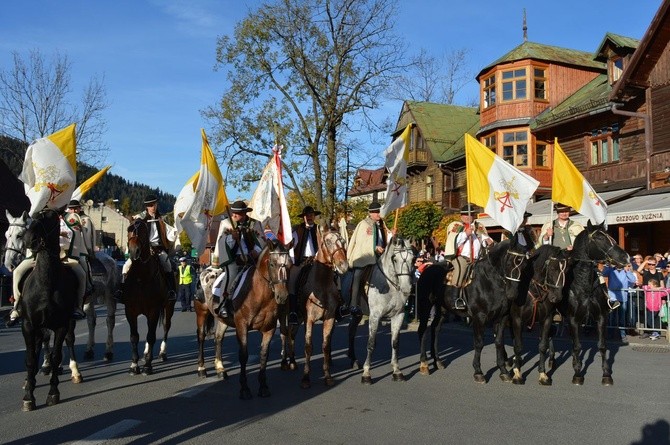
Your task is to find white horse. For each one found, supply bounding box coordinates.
[346,236,415,383]
[3,210,30,271]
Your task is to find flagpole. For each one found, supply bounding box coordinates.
[392,208,399,234]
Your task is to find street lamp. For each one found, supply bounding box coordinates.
[97,202,105,249]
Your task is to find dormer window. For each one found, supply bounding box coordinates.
[502,68,527,101]
[483,74,496,108]
[610,56,624,84]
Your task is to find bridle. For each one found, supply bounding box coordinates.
[4,220,29,268]
[503,249,528,282]
[376,240,414,291]
[317,230,347,268]
[586,229,626,265]
[264,245,291,300]
[127,220,151,263]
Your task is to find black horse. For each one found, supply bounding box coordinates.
[19,209,82,411]
[548,221,629,386]
[507,244,567,385]
[416,234,532,383]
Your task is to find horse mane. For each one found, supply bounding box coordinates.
[26,208,61,254]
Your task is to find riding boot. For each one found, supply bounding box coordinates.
[6,298,21,327]
[288,293,299,326]
[216,293,230,318]
[349,269,362,316]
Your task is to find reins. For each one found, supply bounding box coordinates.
[375,241,413,291]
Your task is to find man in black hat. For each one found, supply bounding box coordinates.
[501,211,536,247]
[346,201,392,315]
[117,195,178,303]
[538,203,584,250]
[67,199,96,297]
[211,200,266,317]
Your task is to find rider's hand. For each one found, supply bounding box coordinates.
[375,246,384,255]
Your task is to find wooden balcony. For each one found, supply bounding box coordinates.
[407,149,429,173]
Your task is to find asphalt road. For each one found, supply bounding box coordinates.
[0,305,669,445]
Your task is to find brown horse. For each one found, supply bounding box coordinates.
[123,219,175,375]
[279,226,348,388]
[195,238,291,399]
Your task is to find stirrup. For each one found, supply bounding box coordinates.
[338,305,351,318]
[454,297,467,310]
[607,299,620,310]
[288,312,299,326]
[217,299,229,317]
[72,308,87,320]
[167,290,177,301]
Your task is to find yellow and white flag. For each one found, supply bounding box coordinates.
[174,170,199,248]
[379,124,412,218]
[20,123,77,217]
[72,165,111,201]
[249,145,293,246]
[552,139,607,224]
[177,129,229,255]
[465,134,539,233]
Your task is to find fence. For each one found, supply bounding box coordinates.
[613,288,669,343]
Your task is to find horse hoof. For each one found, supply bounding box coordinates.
[46,394,60,406]
[572,376,584,385]
[217,371,228,380]
[473,374,486,384]
[142,366,153,376]
[84,349,94,360]
[436,360,446,370]
[129,367,141,375]
[539,378,552,386]
[22,400,36,412]
[392,373,405,382]
[512,377,524,385]
[41,366,51,376]
[419,363,430,376]
[160,353,168,362]
[290,362,297,371]
[71,374,83,384]
[350,361,360,371]
[602,376,614,386]
[240,389,253,400]
[280,361,290,371]
[361,375,372,385]
[198,370,207,378]
[324,377,335,387]
[500,374,513,383]
[104,352,114,362]
[258,387,271,398]
[300,377,311,389]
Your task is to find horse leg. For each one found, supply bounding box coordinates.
[84,301,96,360]
[128,315,141,375]
[537,316,553,386]
[301,316,314,389]
[214,320,228,379]
[417,300,431,375]
[41,331,53,375]
[511,315,525,385]
[22,329,42,411]
[494,318,512,383]
[568,318,584,385]
[142,312,159,375]
[237,328,252,400]
[321,317,336,387]
[361,314,380,384]
[104,296,117,362]
[390,313,406,382]
[196,307,207,378]
[257,329,274,398]
[65,320,83,383]
[431,309,447,369]
[46,328,68,407]
[159,300,175,361]
[347,313,362,370]
[472,320,486,383]
[597,314,613,386]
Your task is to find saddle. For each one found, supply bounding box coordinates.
[89,256,107,276]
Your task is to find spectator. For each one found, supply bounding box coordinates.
[637,255,665,286]
[177,257,194,312]
[642,278,665,340]
[601,263,637,343]
[654,253,667,270]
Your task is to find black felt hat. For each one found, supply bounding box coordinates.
[297,206,321,218]
[144,195,158,205]
[230,200,252,213]
[368,201,382,213]
[554,203,571,212]
[67,199,82,208]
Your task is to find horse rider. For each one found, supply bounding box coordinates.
[446,205,493,310]
[211,200,266,317]
[117,195,178,303]
[346,201,393,316]
[66,199,95,295]
[537,203,584,251]
[500,211,536,248]
[7,210,88,326]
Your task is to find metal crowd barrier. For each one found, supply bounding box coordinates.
[610,288,669,343]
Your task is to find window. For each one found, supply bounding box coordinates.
[502,131,528,167]
[426,175,434,200]
[483,74,496,108]
[610,57,624,83]
[484,135,496,150]
[534,68,547,100]
[502,68,527,101]
[536,143,549,167]
[589,128,620,165]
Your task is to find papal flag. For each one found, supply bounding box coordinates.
[465,134,539,233]
[20,123,77,217]
[177,129,229,255]
[552,138,607,224]
[72,165,111,201]
[174,170,199,247]
[379,124,413,218]
[249,145,293,246]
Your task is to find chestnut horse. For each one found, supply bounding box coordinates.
[279,226,348,388]
[195,239,291,399]
[123,219,175,375]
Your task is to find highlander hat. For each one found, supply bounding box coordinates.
[368,201,382,213]
[554,203,571,213]
[230,200,253,213]
[67,199,82,209]
[144,195,158,205]
[297,206,321,218]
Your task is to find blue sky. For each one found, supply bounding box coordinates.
[0,1,662,200]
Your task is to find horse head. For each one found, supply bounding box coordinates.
[497,235,531,282]
[262,238,292,304]
[127,219,150,262]
[4,209,30,271]
[317,225,348,275]
[381,236,414,297]
[24,209,60,255]
[576,220,629,267]
[530,245,568,304]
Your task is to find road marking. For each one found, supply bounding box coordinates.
[71,419,142,444]
[174,377,220,398]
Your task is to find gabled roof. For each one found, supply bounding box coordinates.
[403,101,480,164]
[348,167,386,197]
[530,74,613,131]
[594,32,640,61]
[478,41,605,78]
